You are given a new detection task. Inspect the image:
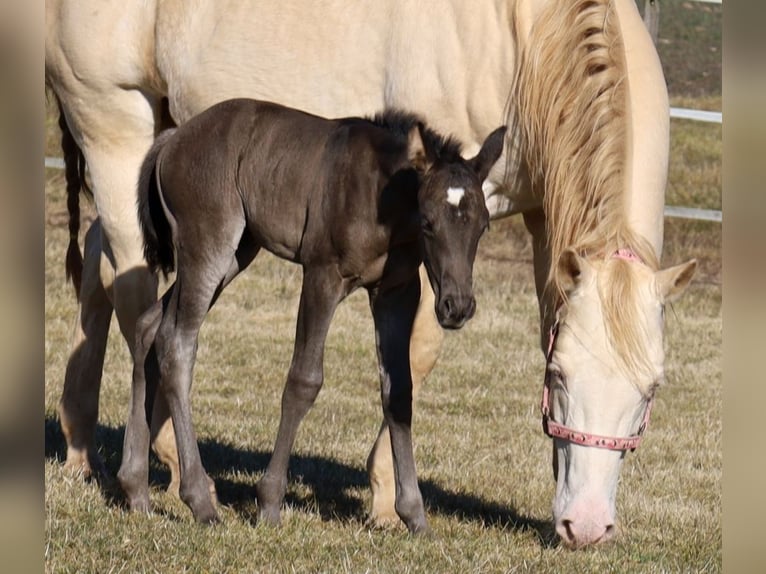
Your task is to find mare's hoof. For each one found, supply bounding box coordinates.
[366,511,404,530]
[63,450,109,482]
[166,479,180,498]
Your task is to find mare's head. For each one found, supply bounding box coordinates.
[408,124,506,329]
[545,248,696,547]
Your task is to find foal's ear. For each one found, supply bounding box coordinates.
[468,126,507,183]
[656,259,697,302]
[557,248,591,294]
[407,123,430,173]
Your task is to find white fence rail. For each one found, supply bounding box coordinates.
[669,107,722,124]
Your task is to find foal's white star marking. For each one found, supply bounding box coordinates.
[446,187,465,207]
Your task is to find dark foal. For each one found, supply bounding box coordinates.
[117,98,505,534]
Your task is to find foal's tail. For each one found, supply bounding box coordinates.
[57,98,90,299]
[137,129,177,277]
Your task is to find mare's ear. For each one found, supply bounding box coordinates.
[407,123,430,173]
[557,248,591,294]
[468,126,506,183]
[656,259,697,302]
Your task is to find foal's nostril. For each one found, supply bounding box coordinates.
[443,297,454,317]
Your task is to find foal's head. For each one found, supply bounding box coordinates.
[408,124,506,329]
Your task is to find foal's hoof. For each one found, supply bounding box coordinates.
[185,493,220,525]
[194,508,221,525]
[409,523,434,538]
[125,492,152,514]
[256,504,282,528]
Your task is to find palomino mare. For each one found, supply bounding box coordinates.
[118,99,504,531]
[46,0,696,545]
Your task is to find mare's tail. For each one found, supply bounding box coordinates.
[57,98,90,299]
[137,129,177,277]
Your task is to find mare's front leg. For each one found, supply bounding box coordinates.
[369,275,429,534]
[367,264,443,526]
[255,266,344,525]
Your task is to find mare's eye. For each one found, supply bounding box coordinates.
[422,219,434,235]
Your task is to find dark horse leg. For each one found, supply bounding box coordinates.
[367,264,442,526]
[255,265,344,525]
[119,233,258,518]
[368,275,429,534]
[117,294,165,512]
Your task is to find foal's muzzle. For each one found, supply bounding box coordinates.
[436,294,476,329]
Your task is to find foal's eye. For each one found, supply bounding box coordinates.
[421,219,434,235]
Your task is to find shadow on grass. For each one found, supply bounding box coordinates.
[45,415,556,546]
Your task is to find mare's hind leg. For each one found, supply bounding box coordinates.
[369,275,429,534]
[60,217,184,495]
[255,266,344,526]
[367,264,442,527]
[59,219,113,479]
[149,397,184,497]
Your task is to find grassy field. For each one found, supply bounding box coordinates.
[45,3,721,572]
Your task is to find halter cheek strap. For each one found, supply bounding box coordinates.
[540,248,653,452]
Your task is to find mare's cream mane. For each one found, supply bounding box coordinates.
[510,0,660,382]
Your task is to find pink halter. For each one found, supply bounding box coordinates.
[540,249,653,452]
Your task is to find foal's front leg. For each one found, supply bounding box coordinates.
[255,266,343,525]
[369,276,429,534]
[367,264,443,526]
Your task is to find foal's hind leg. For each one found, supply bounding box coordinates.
[156,235,259,523]
[119,238,258,517]
[255,266,344,526]
[117,296,165,513]
[59,220,113,479]
[367,264,442,527]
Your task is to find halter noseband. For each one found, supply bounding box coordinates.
[540,249,654,452]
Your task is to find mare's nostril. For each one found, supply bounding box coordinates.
[556,519,576,546]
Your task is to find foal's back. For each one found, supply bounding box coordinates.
[155,99,411,264]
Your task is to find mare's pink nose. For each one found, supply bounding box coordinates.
[555,502,616,548]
